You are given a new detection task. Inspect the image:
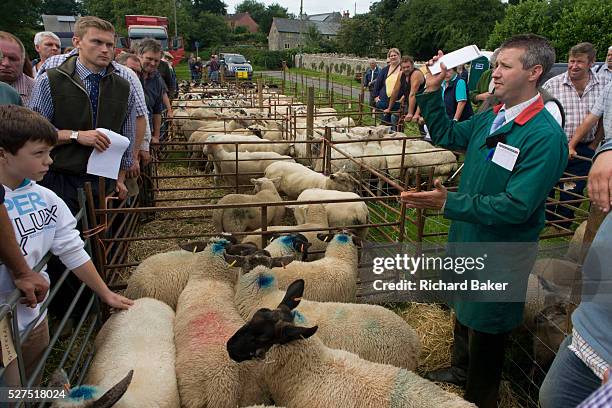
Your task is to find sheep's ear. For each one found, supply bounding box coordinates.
[316,232,334,243]
[272,254,295,268]
[92,370,133,408]
[179,241,208,253]
[224,252,246,268]
[48,368,70,390]
[279,279,304,310]
[250,178,259,185]
[352,235,362,247]
[278,324,318,344]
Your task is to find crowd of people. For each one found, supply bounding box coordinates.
[0,14,611,408]
[188,53,221,83]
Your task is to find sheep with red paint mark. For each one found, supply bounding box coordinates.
[230,252,420,370]
[174,237,270,408]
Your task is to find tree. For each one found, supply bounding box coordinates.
[236,0,266,24]
[193,0,227,15]
[487,0,611,61]
[551,0,612,61]
[486,0,559,50]
[41,0,84,15]
[336,14,381,57]
[1,0,42,58]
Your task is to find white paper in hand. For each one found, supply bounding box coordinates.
[429,45,482,75]
[86,128,130,180]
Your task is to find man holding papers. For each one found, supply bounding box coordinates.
[401,34,567,407]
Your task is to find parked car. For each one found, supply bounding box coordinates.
[219,53,253,80]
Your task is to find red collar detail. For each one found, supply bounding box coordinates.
[492,96,544,126]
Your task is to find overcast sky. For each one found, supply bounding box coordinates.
[225,0,376,17]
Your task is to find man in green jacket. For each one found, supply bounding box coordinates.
[401,34,567,407]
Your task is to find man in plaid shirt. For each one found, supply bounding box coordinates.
[542,42,606,229]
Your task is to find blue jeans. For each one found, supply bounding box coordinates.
[546,143,594,228]
[375,99,400,126]
[539,336,602,408]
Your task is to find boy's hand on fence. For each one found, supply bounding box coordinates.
[100,291,134,310]
[15,271,49,308]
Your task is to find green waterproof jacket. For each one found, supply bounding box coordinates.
[416,89,568,333]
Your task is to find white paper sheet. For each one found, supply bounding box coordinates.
[491,142,520,172]
[86,128,130,180]
[429,45,482,75]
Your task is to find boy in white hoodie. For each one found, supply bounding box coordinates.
[0,105,133,387]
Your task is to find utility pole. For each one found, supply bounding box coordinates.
[173,0,178,38]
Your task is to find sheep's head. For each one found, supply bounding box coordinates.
[268,233,311,261]
[227,279,318,362]
[224,249,294,273]
[179,233,238,253]
[251,177,281,193]
[49,368,133,408]
[327,171,355,193]
[317,230,362,248]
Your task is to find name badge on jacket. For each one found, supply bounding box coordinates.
[492,142,520,171]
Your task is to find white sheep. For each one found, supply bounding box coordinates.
[263,233,311,260]
[213,177,285,233]
[294,188,369,239]
[125,249,195,310]
[231,261,420,370]
[205,143,295,186]
[265,161,355,199]
[565,221,587,263]
[227,292,474,408]
[204,134,291,155]
[382,138,458,182]
[271,231,359,302]
[530,257,581,289]
[174,237,270,408]
[241,204,330,260]
[85,298,180,407]
[524,274,570,328]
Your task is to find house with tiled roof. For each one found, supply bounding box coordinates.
[226,12,259,33]
[268,12,347,51]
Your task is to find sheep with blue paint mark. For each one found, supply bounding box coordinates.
[227,286,475,408]
[271,231,359,302]
[49,368,134,408]
[174,237,270,408]
[84,298,180,407]
[230,253,420,370]
[242,204,330,260]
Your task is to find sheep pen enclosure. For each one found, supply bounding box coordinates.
[77,75,595,408]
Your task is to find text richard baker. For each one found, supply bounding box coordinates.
[372,279,509,292]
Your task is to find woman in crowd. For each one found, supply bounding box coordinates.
[373,48,402,125]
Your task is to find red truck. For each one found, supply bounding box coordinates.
[120,15,185,65]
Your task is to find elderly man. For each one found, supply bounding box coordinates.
[0,32,34,104]
[402,34,567,408]
[363,58,380,109]
[543,42,606,229]
[31,31,61,75]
